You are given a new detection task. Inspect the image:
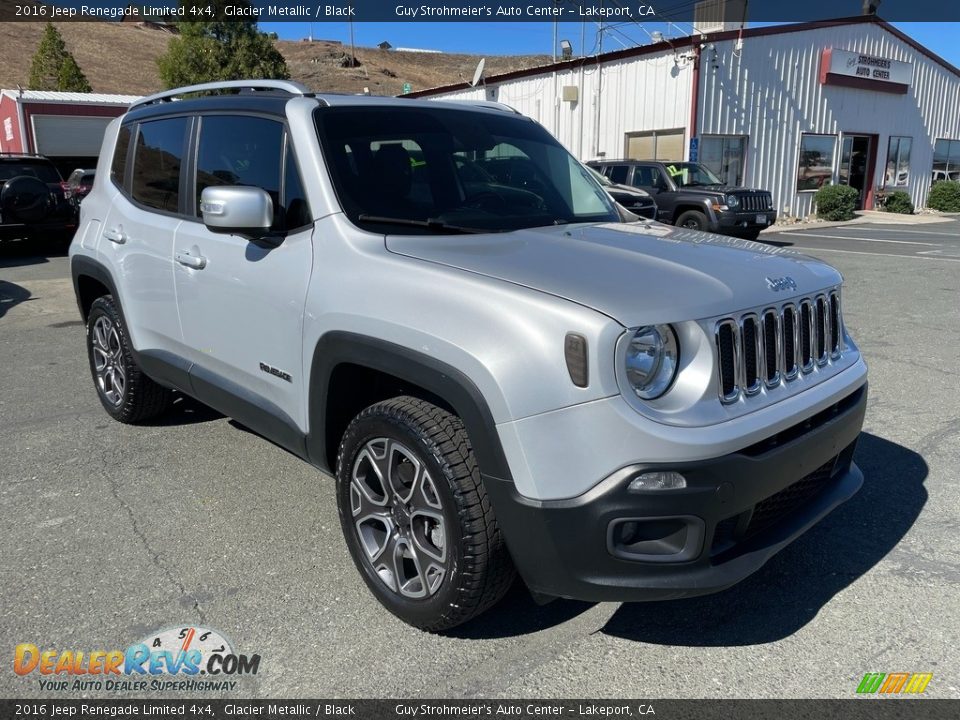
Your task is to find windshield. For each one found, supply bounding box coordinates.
[315,106,619,233]
[0,161,62,184]
[663,162,723,187]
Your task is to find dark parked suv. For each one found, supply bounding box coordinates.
[589,160,775,240]
[0,153,77,243]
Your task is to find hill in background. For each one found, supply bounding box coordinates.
[0,22,550,96]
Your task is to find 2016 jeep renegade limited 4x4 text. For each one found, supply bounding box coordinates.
[70,81,868,631]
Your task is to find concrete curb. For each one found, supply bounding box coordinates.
[762,210,955,233]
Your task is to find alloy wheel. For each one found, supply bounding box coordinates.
[91,316,126,406]
[349,437,448,599]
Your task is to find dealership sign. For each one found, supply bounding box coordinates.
[820,48,912,94]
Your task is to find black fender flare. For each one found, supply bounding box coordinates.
[305,331,512,481]
[71,254,120,320]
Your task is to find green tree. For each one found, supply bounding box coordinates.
[157,1,289,88]
[56,54,92,93]
[28,23,92,92]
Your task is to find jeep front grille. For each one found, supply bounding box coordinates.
[715,291,843,404]
[736,192,772,212]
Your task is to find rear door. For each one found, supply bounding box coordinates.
[97,116,190,384]
[173,114,314,439]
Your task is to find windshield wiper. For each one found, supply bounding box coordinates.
[357,214,488,234]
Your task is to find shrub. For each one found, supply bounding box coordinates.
[927,181,960,212]
[814,184,859,221]
[883,190,914,214]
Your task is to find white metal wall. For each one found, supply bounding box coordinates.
[425,22,960,216]
[700,24,960,217]
[430,50,693,164]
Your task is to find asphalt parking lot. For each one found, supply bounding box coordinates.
[1,219,958,700]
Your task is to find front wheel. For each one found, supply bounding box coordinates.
[336,396,515,631]
[675,209,709,231]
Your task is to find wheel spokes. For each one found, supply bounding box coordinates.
[349,436,449,600]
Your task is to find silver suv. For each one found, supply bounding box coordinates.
[70,81,868,631]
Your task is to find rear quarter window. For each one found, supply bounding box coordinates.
[111,126,132,188]
[131,117,188,213]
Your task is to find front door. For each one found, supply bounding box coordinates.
[839,135,873,209]
[173,114,314,440]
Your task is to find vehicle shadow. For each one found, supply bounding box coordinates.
[599,432,926,646]
[0,280,33,319]
[141,393,225,426]
[0,237,68,266]
[444,581,596,640]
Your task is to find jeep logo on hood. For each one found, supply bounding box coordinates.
[766,276,798,292]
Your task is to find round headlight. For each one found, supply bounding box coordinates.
[725,194,740,209]
[624,325,679,400]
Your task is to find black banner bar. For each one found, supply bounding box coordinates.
[2,0,960,23]
[0,700,958,720]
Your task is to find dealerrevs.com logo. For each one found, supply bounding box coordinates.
[14,626,260,693]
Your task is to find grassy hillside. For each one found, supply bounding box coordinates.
[0,21,549,96]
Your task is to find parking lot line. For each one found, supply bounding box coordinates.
[829,227,960,237]
[776,232,940,246]
[790,246,960,262]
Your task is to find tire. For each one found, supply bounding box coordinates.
[675,209,709,230]
[85,295,172,423]
[336,396,516,631]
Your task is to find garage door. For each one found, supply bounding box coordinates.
[31,115,113,157]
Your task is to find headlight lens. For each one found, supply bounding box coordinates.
[624,325,679,399]
[725,194,740,209]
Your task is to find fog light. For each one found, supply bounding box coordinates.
[627,471,686,492]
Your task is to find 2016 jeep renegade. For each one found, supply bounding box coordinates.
[70,81,868,631]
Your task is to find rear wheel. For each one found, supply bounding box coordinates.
[336,396,515,631]
[85,296,172,423]
[675,209,708,231]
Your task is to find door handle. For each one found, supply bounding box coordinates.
[103,227,126,244]
[175,250,207,270]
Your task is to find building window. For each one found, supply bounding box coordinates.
[884,137,912,188]
[932,139,960,183]
[700,135,746,185]
[797,134,837,192]
[625,129,685,162]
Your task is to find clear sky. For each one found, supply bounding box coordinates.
[258,21,960,68]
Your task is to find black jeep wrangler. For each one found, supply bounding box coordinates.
[588,159,776,240]
[1,154,77,244]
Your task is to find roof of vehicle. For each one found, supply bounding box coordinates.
[0,153,56,164]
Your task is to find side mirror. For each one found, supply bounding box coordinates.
[200,186,274,241]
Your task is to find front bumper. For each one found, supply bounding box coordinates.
[486,382,867,602]
[713,209,777,235]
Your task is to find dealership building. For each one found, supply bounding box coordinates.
[410,15,960,218]
[0,89,139,178]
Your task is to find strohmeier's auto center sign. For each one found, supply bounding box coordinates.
[820,48,913,94]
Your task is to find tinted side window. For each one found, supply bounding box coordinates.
[632,166,663,189]
[131,118,187,212]
[111,125,131,187]
[608,165,628,184]
[196,115,283,222]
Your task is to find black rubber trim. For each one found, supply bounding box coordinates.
[483,382,868,602]
[188,363,307,459]
[305,331,511,479]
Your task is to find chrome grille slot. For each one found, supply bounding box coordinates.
[740,314,762,395]
[815,295,829,365]
[799,300,814,372]
[715,291,844,404]
[716,320,739,402]
[829,291,842,357]
[762,309,780,386]
[782,304,798,380]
